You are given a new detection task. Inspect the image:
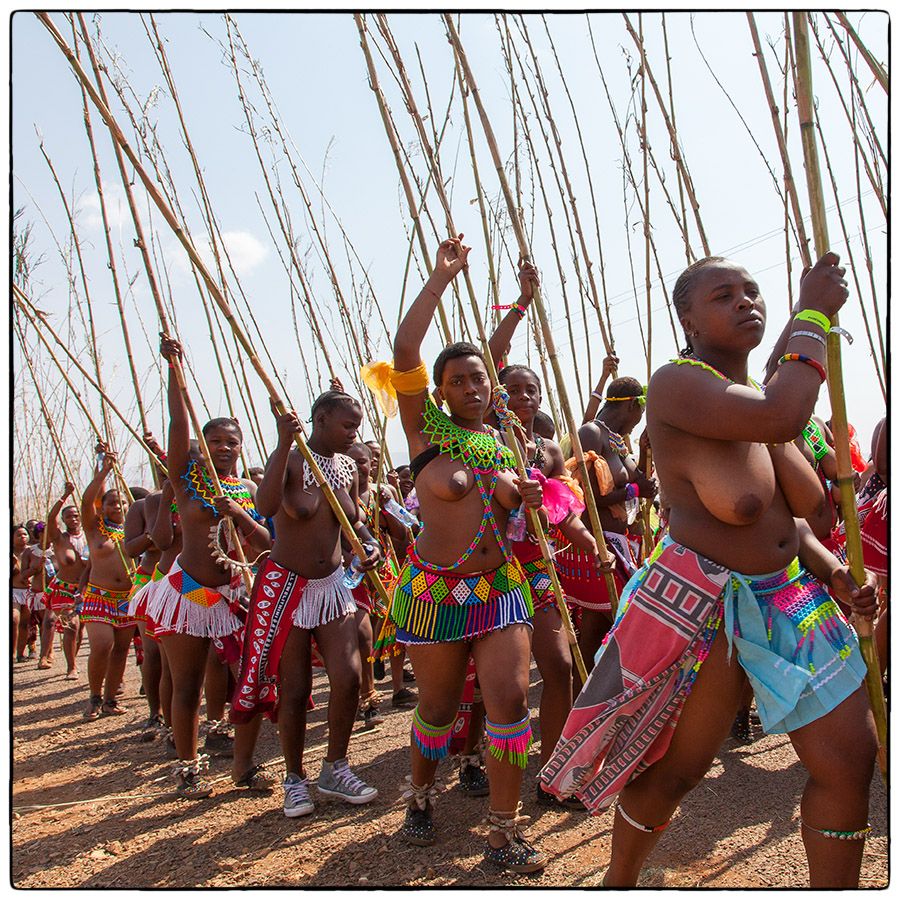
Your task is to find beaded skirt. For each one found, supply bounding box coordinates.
[391,548,533,644]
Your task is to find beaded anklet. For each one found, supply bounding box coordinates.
[801,821,871,841]
[615,802,671,834]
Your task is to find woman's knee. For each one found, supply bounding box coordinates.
[535,644,573,688]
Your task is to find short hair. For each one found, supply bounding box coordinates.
[433,342,486,385]
[364,439,380,449]
[310,390,361,423]
[606,377,644,401]
[348,441,372,457]
[12,524,26,537]
[101,489,121,504]
[498,364,541,391]
[533,410,556,440]
[671,256,727,356]
[202,417,243,440]
[248,466,265,476]
[130,487,150,501]
[61,506,78,517]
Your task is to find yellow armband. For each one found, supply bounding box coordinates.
[360,360,430,417]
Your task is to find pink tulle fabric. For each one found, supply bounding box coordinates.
[530,469,585,524]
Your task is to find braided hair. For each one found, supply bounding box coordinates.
[671,256,726,357]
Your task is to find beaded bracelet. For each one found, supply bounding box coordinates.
[788,329,827,347]
[625,482,640,500]
[794,309,831,333]
[778,353,826,383]
[591,390,604,401]
[512,303,527,320]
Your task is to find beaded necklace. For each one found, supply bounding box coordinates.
[528,434,546,471]
[97,517,124,544]
[419,397,516,570]
[302,450,356,494]
[672,357,763,392]
[606,428,629,458]
[422,397,516,471]
[182,459,262,522]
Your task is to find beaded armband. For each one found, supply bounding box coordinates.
[778,353,827,384]
[802,420,830,462]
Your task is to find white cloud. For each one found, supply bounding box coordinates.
[76,182,130,231]
[217,230,269,276]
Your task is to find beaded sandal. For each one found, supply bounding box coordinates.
[536,783,585,810]
[730,709,754,745]
[484,805,547,874]
[233,764,276,793]
[174,754,212,800]
[456,752,490,797]
[399,779,439,846]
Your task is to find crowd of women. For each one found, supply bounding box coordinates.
[12,239,888,886]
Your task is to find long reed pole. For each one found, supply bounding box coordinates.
[37,12,391,609]
[791,12,886,781]
[14,313,78,488]
[622,13,710,257]
[15,286,167,476]
[833,11,888,93]
[376,16,588,682]
[446,16,619,618]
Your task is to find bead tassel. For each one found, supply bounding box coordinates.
[485,714,533,769]
[411,708,454,760]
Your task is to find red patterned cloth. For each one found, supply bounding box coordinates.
[555,532,635,613]
[231,557,349,723]
[861,489,887,578]
[540,541,730,813]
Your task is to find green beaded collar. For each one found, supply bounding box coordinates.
[421,397,516,472]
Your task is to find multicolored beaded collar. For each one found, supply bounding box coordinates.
[97,518,124,544]
[421,397,516,473]
[182,459,263,522]
[419,397,515,570]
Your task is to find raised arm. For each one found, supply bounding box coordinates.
[255,406,301,518]
[393,237,470,445]
[47,481,76,544]
[487,260,537,369]
[81,452,115,534]
[150,481,176,551]
[159,336,190,480]
[582,355,620,425]
[655,254,847,443]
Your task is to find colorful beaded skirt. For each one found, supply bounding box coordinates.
[81,583,139,629]
[390,548,534,644]
[726,557,867,734]
[512,540,556,613]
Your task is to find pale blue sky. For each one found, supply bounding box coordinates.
[11,10,888,504]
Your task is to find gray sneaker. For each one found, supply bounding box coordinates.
[317,758,378,805]
[283,773,315,818]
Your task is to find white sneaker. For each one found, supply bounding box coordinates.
[283,773,315,818]
[317,758,378,805]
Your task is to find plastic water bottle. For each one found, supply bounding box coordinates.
[384,497,419,529]
[506,504,527,542]
[342,557,365,590]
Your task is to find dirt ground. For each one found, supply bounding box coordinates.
[11,642,888,889]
